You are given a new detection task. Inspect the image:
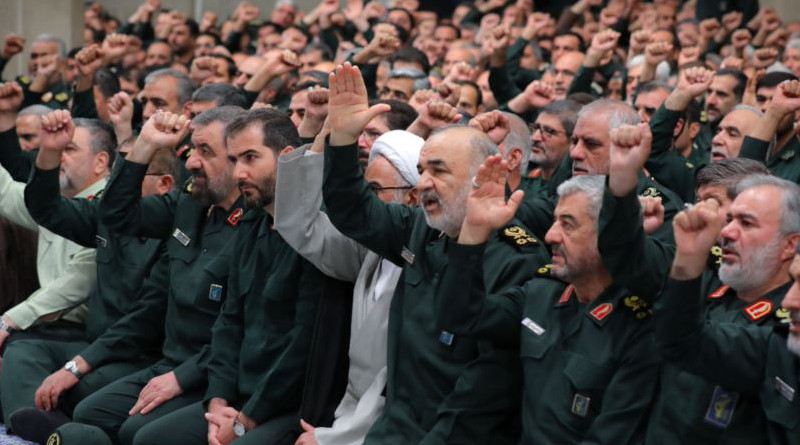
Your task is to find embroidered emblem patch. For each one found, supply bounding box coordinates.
[559,285,574,304]
[503,225,537,247]
[227,208,244,226]
[571,394,591,417]
[624,295,653,319]
[209,284,223,302]
[744,299,773,322]
[589,303,614,321]
[704,386,739,428]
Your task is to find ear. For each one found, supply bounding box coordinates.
[405,187,419,206]
[279,145,294,157]
[689,122,701,139]
[781,234,800,262]
[94,151,110,175]
[673,118,685,138]
[506,147,523,171]
[160,174,175,194]
[182,101,193,118]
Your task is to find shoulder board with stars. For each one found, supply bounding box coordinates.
[501,225,538,249]
[743,299,774,323]
[774,308,792,326]
[709,245,723,266]
[623,295,653,319]
[18,75,30,85]
[537,264,553,276]
[227,208,244,227]
[639,186,662,199]
[183,178,193,194]
[708,284,729,299]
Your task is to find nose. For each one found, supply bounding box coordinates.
[719,220,737,243]
[711,131,724,148]
[417,171,433,191]
[532,127,543,142]
[637,108,649,124]
[544,222,561,245]
[185,151,201,171]
[569,141,584,161]
[357,132,369,150]
[232,162,246,182]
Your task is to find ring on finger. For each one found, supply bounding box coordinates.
[471,176,481,189]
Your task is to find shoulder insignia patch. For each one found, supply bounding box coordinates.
[41,92,53,103]
[700,110,708,123]
[589,302,614,322]
[744,299,774,322]
[46,432,60,445]
[559,284,574,304]
[710,245,723,265]
[503,225,538,248]
[183,178,193,193]
[624,295,653,319]
[775,308,792,325]
[227,208,244,226]
[781,150,796,161]
[18,75,30,85]
[55,92,69,102]
[537,264,553,275]
[704,385,739,428]
[709,284,729,299]
[640,186,661,199]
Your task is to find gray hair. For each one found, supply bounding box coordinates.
[577,99,641,130]
[274,0,296,10]
[429,125,500,175]
[73,118,116,165]
[556,175,606,222]
[389,67,431,91]
[18,105,52,117]
[540,99,582,137]
[144,69,195,106]
[627,54,670,81]
[34,34,66,57]
[734,174,800,236]
[192,105,244,129]
[733,103,764,117]
[502,112,532,174]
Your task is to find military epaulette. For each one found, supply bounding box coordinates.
[176,143,193,160]
[41,92,53,103]
[780,150,795,161]
[528,168,542,179]
[183,178,193,193]
[623,295,653,319]
[537,264,553,276]
[55,92,69,103]
[18,74,30,85]
[639,186,662,200]
[501,225,538,249]
[743,299,774,323]
[86,189,104,201]
[775,308,792,326]
[700,110,708,123]
[708,284,729,299]
[589,302,614,323]
[709,244,723,266]
[227,208,244,227]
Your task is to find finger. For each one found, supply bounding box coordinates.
[507,189,525,215]
[49,388,60,410]
[300,419,315,432]
[365,103,392,123]
[204,412,222,426]
[139,396,164,415]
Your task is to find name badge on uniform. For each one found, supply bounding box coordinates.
[95,235,108,248]
[401,247,415,265]
[571,394,590,417]
[172,228,191,246]
[209,284,223,302]
[521,317,545,336]
[439,330,454,346]
[704,386,739,428]
[775,377,795,402]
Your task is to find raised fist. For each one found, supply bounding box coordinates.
[102,34,130,62]
[75,44,105,78]
[522,81,554,109]
[639,196,665,235]
[721,11,743,33]
[731,29,751,50]
[39,109,75,153]
[107,91,134,127]
[469,110,510,145]
[699,18,721,38]
[644,41,672,66]
[305,87,330,123]
[0,82,23,113]
[589,29,621,57]
[419,100,462,131]
[769,79,800,117]
[1,34,25,60]
[138,110,192,151]
[675,66,714,98]
[629,30,652,53]
[190,56,216,83]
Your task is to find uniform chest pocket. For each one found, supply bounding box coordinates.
[564,354,614,391]
[520,329,553,360]
[402,264,425,287]
[195,255,229,307]
[168,236,200,265]
[761,375,800,430]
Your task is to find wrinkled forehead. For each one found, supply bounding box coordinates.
[719,109,759,132]
[730,185,783,223]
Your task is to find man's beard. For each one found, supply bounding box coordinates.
[420,186,469,237]
[718,236,783,294]
[59,172,75,194]
[190,168,235,207]
[788,333,800,357]
[549,242,600,282]
[239,174,276,209]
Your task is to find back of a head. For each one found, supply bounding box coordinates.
[695,158,770,197]
[150,148,181,191]
[757,71,800,89]
[94,68,121,98]
[224,108,301,153]
[145,68,195,106]
[502,112,532,172]
[192,83,248,108]
[370,99,418,131]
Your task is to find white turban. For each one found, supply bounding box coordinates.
[368,130,424,186]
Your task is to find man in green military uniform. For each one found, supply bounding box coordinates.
[323,63,550,443]
[657,181,800,444]
[526,100,581,187]
[50,106,245,445]
[601,120,799,443]
[434,166,660,443]
[0,110,178,443]
[694,68,748,159]
[740,79,800,183]
[124,108,325,445]
[0,34,72,110]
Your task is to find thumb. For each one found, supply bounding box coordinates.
[507,189,525,216]
[300,419,315,432]
[637,122,652,148]
[364,103,391,122]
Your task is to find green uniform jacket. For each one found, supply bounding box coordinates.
[739,135,800,184]
[98,159,244,390]
[436,242,661,444]
[322,142,550,444]
[656,276,799,444]
[15,75,71,110]
[204,209,324,424]
[23,166,165,342]
[647,104,702,203]
[648,272,792,444]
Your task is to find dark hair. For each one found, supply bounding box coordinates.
[390,46,431,74]
[566,92,595,106]
[73,118,116,166]
[193,105,245,129]
[301,41,334,61]
[259,21,286,34]
[94,67,121,99]
[224,108,301,153]
[695,157,769,196]
[540,99,582,136]
[85,27,106,45]
[369,99,418,130]
[435,23,461,39]
[182,18,200,37]
[210,54,238,79]
[388,7,416,30]
[554,31,586,52]
[286,24,312,45]
[639,80,673,94]
[757,71,799,89]
[198,32,222,46]
[150,148,181,190]
[715,68,748,100]
[299,70,330,87]
[192,83,248,108]
[683,99,701,125]
[455,80,482,107]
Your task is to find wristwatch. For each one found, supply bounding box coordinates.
[64,360,83,379]
[233,414,246,437]
[0,317,13,333]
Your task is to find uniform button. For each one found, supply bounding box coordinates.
[202,248,207,253]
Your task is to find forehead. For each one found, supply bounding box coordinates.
[227,123,266,154]
[556,53,584,71]
[283,28,305,39]
[365,115,390,132]
[756,85,777,96]
[148,43,171,54]
[536,112,565,129]
[636,88,670,105]
[197,35,215,44]
[365,155,397,180]
[192,121,227,150]
[290,90,308,106]
[240,57,263,73]
[435,26,457,37]
[731,186,783,222]
[711,75,737,92]
[70,127,93,152]
[445,48,470,61]
[651,30,674,43]
[554,34,579,46]
[420,131,473,164]
[555,192,593,221]
[32,41,58,53]
[574,113,609,137]
[387,76,413,89]
[16,114,41,128]
[144,76,178,96]
[720,109,758,132]
[459,85,478,102]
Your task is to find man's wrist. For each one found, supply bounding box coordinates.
[329,132,357,147]
[35,149,63,170]
[458,224,492,245]
[669,255,707,280]
[665,91,693,111]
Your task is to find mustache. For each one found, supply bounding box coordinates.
[719,238,737,253]
[420,189,441,206]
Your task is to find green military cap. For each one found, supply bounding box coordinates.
[49,423,113,445]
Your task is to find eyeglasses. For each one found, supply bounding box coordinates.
[531,123,566,138]
[368,183,413,194]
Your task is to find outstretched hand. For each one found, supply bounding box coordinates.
[328,62,391,146]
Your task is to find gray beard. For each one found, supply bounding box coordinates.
[787,334,800,358]
[718,237,782,294]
